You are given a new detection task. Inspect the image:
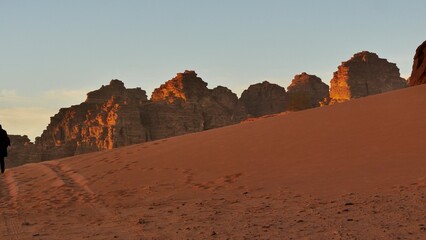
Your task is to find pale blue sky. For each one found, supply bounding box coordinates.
[1,0,425,139]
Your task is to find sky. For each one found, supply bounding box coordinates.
[1,0,425,140]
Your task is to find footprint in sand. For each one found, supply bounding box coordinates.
[190,173,244,190]
[0,171,35,239]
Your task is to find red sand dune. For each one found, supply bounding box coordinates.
[1,84,426,239]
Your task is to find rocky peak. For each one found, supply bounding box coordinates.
[151,70,209,103]
[86,79,147,104]
[142,72,246,140]
[287,73,329,110]
[409,40,426,86]
[330,51,407,103]
[240,81,286,117]
[350,51,380,63]
[109,79,125,88]
[211,86,239,110]
[289,72,323,85]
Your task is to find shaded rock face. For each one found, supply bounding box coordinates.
[140,101,204,140]
[330,51,407,103]
[142,71,246,140]
[7,135,39,167]
[409,40,426,86]
[240,81,286,117]
[203,86,246,130]
[286,73,330,110]
[35,80,148,160]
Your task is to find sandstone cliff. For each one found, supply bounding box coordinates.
[35,80,148,160]
[330,51,407,103]
[240,81,287,117]
[15,72,246,163]
[286,73,329,110]
[409,40,426,86]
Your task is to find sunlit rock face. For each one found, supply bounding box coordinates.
[330,51,407,103]
[36,80,148,160]
[151,71,209,103]
[409,40,426,86]
[240,81,287,117]
[286,72,329,111]
[143,71,246,140]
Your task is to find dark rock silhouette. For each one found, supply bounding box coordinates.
[409,40,426,86]
[286,73,329,110]
[240,81,287,117]
[330,51,407,103]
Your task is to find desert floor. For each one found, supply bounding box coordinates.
[1,85,426,239]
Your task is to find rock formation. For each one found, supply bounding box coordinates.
[330,51,407,103]
[35,80,149,160]
[151,71,210,103]
[19,62,407,166]
[14,63,407,165]
[142,71,246,140]
[409,40,426,86]
[11,71,247,163]
[286,73,329,110]
[7,135,38,167]
[240,81,287,117]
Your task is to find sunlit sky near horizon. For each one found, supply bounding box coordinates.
[1,0,425,140]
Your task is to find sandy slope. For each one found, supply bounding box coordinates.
[1,85,426,239]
